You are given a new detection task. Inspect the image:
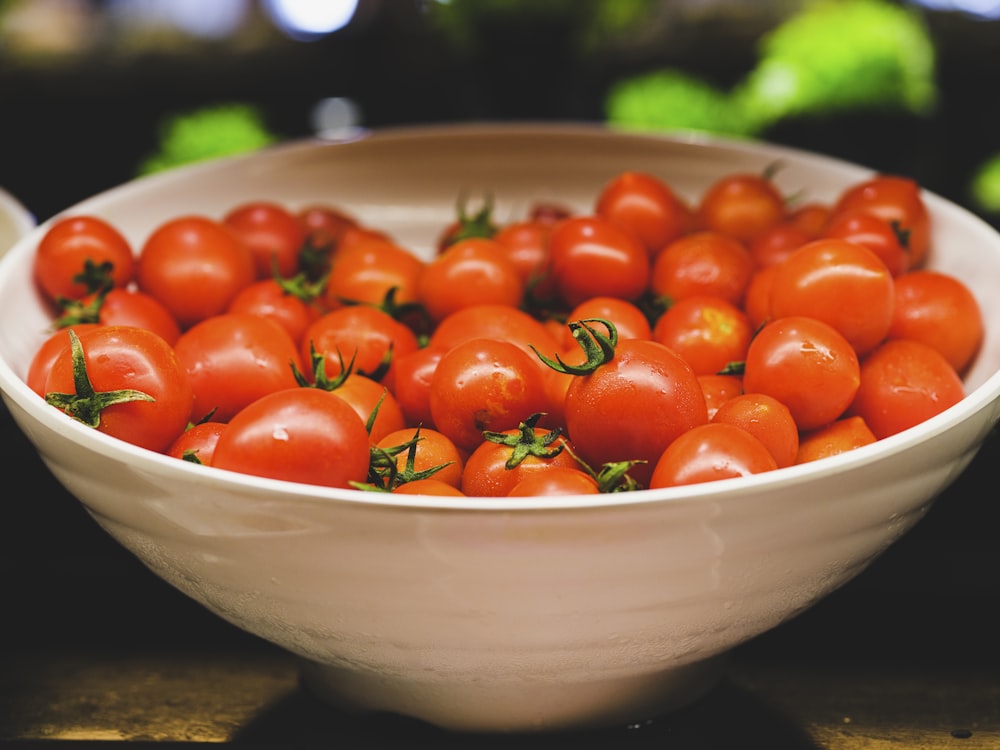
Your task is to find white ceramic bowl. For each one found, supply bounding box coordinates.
[2,124,999,733]
[0,185,35,255]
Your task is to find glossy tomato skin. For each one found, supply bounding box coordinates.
[769,238,895,356]
[594,170,692,256]
[226,278,324,347]
[562,296,652,348]
[391,478,467,497]
[506,467,600,497]
[33,215,135,303]
[742,316,861,432]
[211,387,371,488]
[428,304,561,363]
[391,346,446,429]
[417,237,524,323]
[847,338,965,439]
[821,211,910,277]
[222,200,307,279]
[26,324,102,397]
[326,373,406,445]
[651,294,753,375]
[547,215,650,308]
[44,325,193,453]
[695,171,787,244]
[711,392,799,468]
[429,338,551,453]
[460,428,579,497]
[697,373,744,421]
[830,175,930,269]
[562,338,708,487]
[648,422,778,488]
[375,427,465,489]
[82,287,182,346]
[650,231,754,307]
[492,219,559,302]
[165,421,227,464]
[796,416,877,464]
[888,270,984,375]
[324,237,425,310]
[173,312,303,423]
[137,215,256,329]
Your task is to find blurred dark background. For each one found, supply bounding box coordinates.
[1,0,1000,742]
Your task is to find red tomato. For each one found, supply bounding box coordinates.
[651,295,753,375]
[137,215,256,329]
[392,478,467,497]
[34,215,135,302]
[743,265,776,330]
[796,416,877,464]
[429,338,551,452]
[43,326,193,452]
[830,174,931,268]
[325,372,407,444]
[173,312,303,423]
[711,392,799,468]
[768,238,894,356]
[650,231,754,307]
[492,218,558,302]
[594,170,692,255]
[54,287,182,346]
[375,426,465,489]
[507,466,600,497]
[888,270,983,375]
[558,330,708,487]
[742,316,860,432]
[695,171,787,244]
[547,215,650,308]
[301,305,420,385]
[211,387,370,488]
[460,418,579,497]
[324,238,425,310]
[786,201,831,238]
[222,200,307,279]
[821,211,910,277]
[165,421,227,465]
[417,237,524,322]
[227,277,325,346]
[847,338,965,439]
[563,296,652,348]
[391,346,446,429]
[26,324,102,397]
[648,422,778,488]
[697,373,744,421]
[428,304,562,364]
[748,221,812,269]
[297,203,359,247]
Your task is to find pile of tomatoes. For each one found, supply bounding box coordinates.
[26,165,984,497]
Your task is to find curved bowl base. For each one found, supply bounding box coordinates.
[298,654,727,733]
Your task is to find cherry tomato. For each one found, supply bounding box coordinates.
[324,237,425,310]
[54,287,182,346]
[222,200,307,279]
[786,201,831,238]
[847,338,965,439]
[211,387,370,488]
[429,337,551,452]
[137,215,256,329]
[390,345,446,429]
[558,326,708,487]
[594,170,692,256]
[492,218,558,302]
[34,215,135,302]
[391,479,467,497]
[296,203,359,247]
[563,296,652,348]
[742,316,860,431]
[821,211,910,277]
[43,326,193,453]
[697,373,744,421]
[26,324,102,397]
[227,277,325,346]
[507,466,600,497]
[546,215,650,308]
[651,295,753,375]
[460,417,579,497]
[888,270,983,375]
[796,416,876,464]
[748,221,812,269]
[417,237,524,322]
[650,231,754,307]
[375,426,465,489]
[428,303,562,364]
[165,421,227,464]
[173,312,303,423]
[768,237,894,356]
[711,392,799,468]
[323,372,407,445]
[830,174,930,268]
[743,265,777,330]
[648,422,778,488]
[301,304,420,385]
[695,171,787,244]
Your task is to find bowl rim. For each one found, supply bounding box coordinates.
[0,184,36,255]
[2,121,999,513]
